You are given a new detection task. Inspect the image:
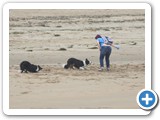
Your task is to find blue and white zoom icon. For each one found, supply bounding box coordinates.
[137,89,158,110]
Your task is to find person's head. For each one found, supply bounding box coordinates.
[95,34,101,39]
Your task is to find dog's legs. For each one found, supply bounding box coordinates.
[70,64,75,69]
[79,67,85,70]
[72,66,76,69]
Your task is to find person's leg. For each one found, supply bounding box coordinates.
[100,52,104,68]
[105,47,112,70]
[99,46,105,70]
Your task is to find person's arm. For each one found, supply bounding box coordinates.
[110,43,120,49]
[97,41,101,51]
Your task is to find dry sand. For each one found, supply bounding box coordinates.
[9,9,145,109]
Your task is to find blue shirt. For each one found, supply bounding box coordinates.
[96,38,104,47]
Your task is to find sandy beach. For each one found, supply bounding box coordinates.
[9,9,145,109]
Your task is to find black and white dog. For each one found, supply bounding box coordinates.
[20,61,42,73]
[63,58,91,70]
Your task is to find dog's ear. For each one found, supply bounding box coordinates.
[86,59,90,63]
[38,65,42,70]
[86,59,91,65]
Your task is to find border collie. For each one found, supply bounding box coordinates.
[63,58,91,70]
[20,61,42,73]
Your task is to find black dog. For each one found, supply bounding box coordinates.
[63,58,91,70]
[20,61,42,73]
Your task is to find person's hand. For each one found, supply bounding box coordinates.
[115,45,120,49]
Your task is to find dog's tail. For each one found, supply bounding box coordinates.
[62,64,69,69]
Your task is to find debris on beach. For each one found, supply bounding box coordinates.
[88,46,98,49]
[58,48,67,51]
[54,34,61,37]
[129,41,137,45]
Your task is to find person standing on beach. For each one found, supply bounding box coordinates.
[95,34,113,71]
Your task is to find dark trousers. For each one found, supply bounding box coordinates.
[100,46,112,68]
